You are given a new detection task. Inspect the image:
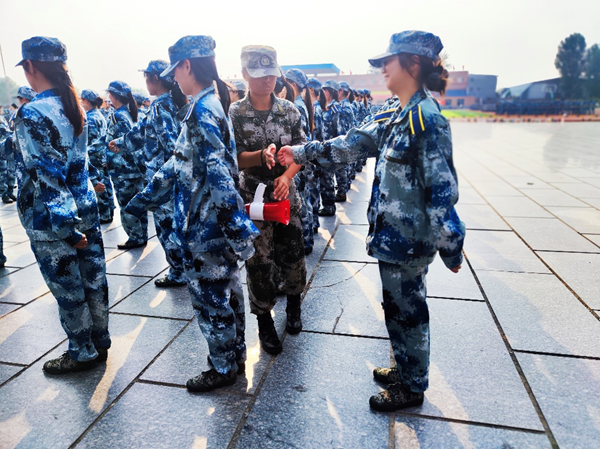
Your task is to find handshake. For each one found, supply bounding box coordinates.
[260,144,294,168]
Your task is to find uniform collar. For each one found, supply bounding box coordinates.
[391,88,427,124]
[241,92,286,117]
[192,85,215,103]
[30,88,58,102]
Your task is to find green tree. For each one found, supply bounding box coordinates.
[555,33,586,99]
[0,76,19,106]
[585,43,600,99]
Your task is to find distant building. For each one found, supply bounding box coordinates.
[437,71,498,109]
[499,78,560,100]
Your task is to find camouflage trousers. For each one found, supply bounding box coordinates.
[334,167,349,197]
[112,176,148,244]
[308,167,321,229]
[182,247,245,375]
[0,225,5,266]
[3,148,15,191]
[378,260,430,393]
[317,168,336,214]
[154,200,185,282]
[97,167,116,222]
[295,168,314,253]
[30,227,110,362]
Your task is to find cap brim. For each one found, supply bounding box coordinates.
[160,61,179,78]
[368,51,394,68]
[246,67,282,78]
[15,59,25,67]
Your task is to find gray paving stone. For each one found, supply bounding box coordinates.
[100,225,132,248]
[0,303,21,318]
[427,255,484,301]
[455,204,510,231]
[547,206,600,234]
[0,314,186,449]
[0,265,18,278]
[578,176,600,188]
[0,264,50,304]
[0,212,23,228]
[324,224,375,263]
[237,332,391,449]
[464,230,550,273]
[421,299,543,430]
[522,188,589,207]
[457,186,487,205]
[111,279,193,319]
[505,217,600,252]
[485,196,553,218]
[581,197,600,208]
[76,382,249,449]
[467,180,523,197]
[337,199,369,225]
[583,234,600,247]
[550,181,600,198]
[107,274,152,307]
[0,363,23,386]
[535,251,600,310]
[105,238,169,277]
[501,175,554,190]
[394,417,550,448]
[0,225,28,243]
[1,241,37,268]
[476,270,600,357]
[517,353,600,449]
[302,261,387,337]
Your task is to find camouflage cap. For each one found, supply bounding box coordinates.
[162,35,216,77]
[323,80,339,91]
[241,45,282,78]
[306,78,322,90]
[285,68,308,89]
[140,59,175,83]
[338,81,351,92]
[368,30,443,67]
[17,36,67,66]
[16,86,37,100]
[228,80,247,92]
[106,80,132,98]
[80,89,101,102]
[133,92,149,103]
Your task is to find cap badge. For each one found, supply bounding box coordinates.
[260,56,270,66]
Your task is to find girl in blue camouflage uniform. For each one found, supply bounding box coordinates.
[105,81,148,249]
[14,36,111,374]
[123,35,259,391]
[279,30,465,411]
[80,89,114,224]
[109,60,188,288]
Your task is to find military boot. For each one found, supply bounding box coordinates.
[42,351,98,375]
[373,366,401,384]
[369,382,424,412]
[286,294,302,334]
[257,313,282,355]
[186,368,236,392]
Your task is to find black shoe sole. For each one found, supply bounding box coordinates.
[117,241,147,249]
[369,395,424,412]
[186,375,236,392]
[155,278,187,288]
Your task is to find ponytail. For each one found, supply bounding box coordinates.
[29,60,84,136]
[348,90,355,103]
[398,53,449,95]
[319,89,327,111]
[280,78,295,103]
[126,91,139,122]
[303,88,314,133]
[93,97,104,108]
[189,57,230,115]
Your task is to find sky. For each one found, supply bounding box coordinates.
[1,0,599,96]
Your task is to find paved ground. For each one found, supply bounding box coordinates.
[1,122,599,448]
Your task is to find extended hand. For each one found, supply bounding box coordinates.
[73,234,88,249]
[273,174,291,201]
[263,144,276,169]
[108,140,120,153]
[278,145,294,166]
[450,265,462,273]
[94,182,106,193]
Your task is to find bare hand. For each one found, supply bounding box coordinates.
[273,174,291,201]
[263,144,276,169]
[278,145,294,166]
[73,234,88,249]
[94,182,106,193]
[450,265,462,273]
[108,140,120,153]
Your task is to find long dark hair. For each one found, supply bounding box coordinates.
[27,60,84,136]
[188,57,230,115]
[398,53,449,94]
[319,87,338,111]
[287,80,314,134]
[112,90,139,123]
[145,73,188,110]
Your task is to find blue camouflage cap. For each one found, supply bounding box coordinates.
[140,59,175,83]
[323,80,339,91]
[368,30,443,67]
[80,89,101,102]
[133,92,149,103]
[364,89,371,95]
[306,78,322,90]
[285,68,308,89]
[162,35,216,77]
[106,80,132,98]
[16,36,67,66]
[228,80,247,92]
[16,86,36,100]
[241,45,282,78]
[338,81,351,92]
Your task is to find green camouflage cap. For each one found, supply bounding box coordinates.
[241,45,282,78]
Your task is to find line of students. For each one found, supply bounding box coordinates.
[7,30,464,412]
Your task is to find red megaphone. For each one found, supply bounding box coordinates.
[244,183,290,225]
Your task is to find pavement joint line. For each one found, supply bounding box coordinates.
[512,349,600,361]
[472,268,554,275]
[301,329,389,341]
[310,261,369,289]
[105,272,153,279]
[535,249,600,254]
[463,251,559,448]
[108,311,194,322]
[428,296,486,302]
[0,361,28,367]
[68,318,194,448]
[393,410,548,435]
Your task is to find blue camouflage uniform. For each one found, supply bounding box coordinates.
[106,81,148,245]
[124,36,259,376]
[113,60,186,284]
[308,77,324,231]
[291,86,465,393]
[0,125,7,266]
[336,85,357,197]
[13,82,110,362]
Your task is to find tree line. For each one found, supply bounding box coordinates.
[555,33,600,100]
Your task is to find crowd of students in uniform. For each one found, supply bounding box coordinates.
[0,30,465,412]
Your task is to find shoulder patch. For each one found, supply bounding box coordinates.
[408,105,426,135]
[183,100,195,123]
[373,108,397,123]
[331,104,340,114]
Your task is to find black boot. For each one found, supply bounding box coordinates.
[286,294,302,335]
[257,313,282,355]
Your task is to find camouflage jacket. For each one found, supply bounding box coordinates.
[106,105,144,179]
[124,86,259,258]
[322,100,341,141]
[294,95,311,141]
[292,89,465,269]
[338,98,356,135]
[13,89,98,245]
[312,100,323,143]
[86,107,108,185]
[113,92,181,181]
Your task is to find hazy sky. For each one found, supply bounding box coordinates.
[1,0,599,95]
